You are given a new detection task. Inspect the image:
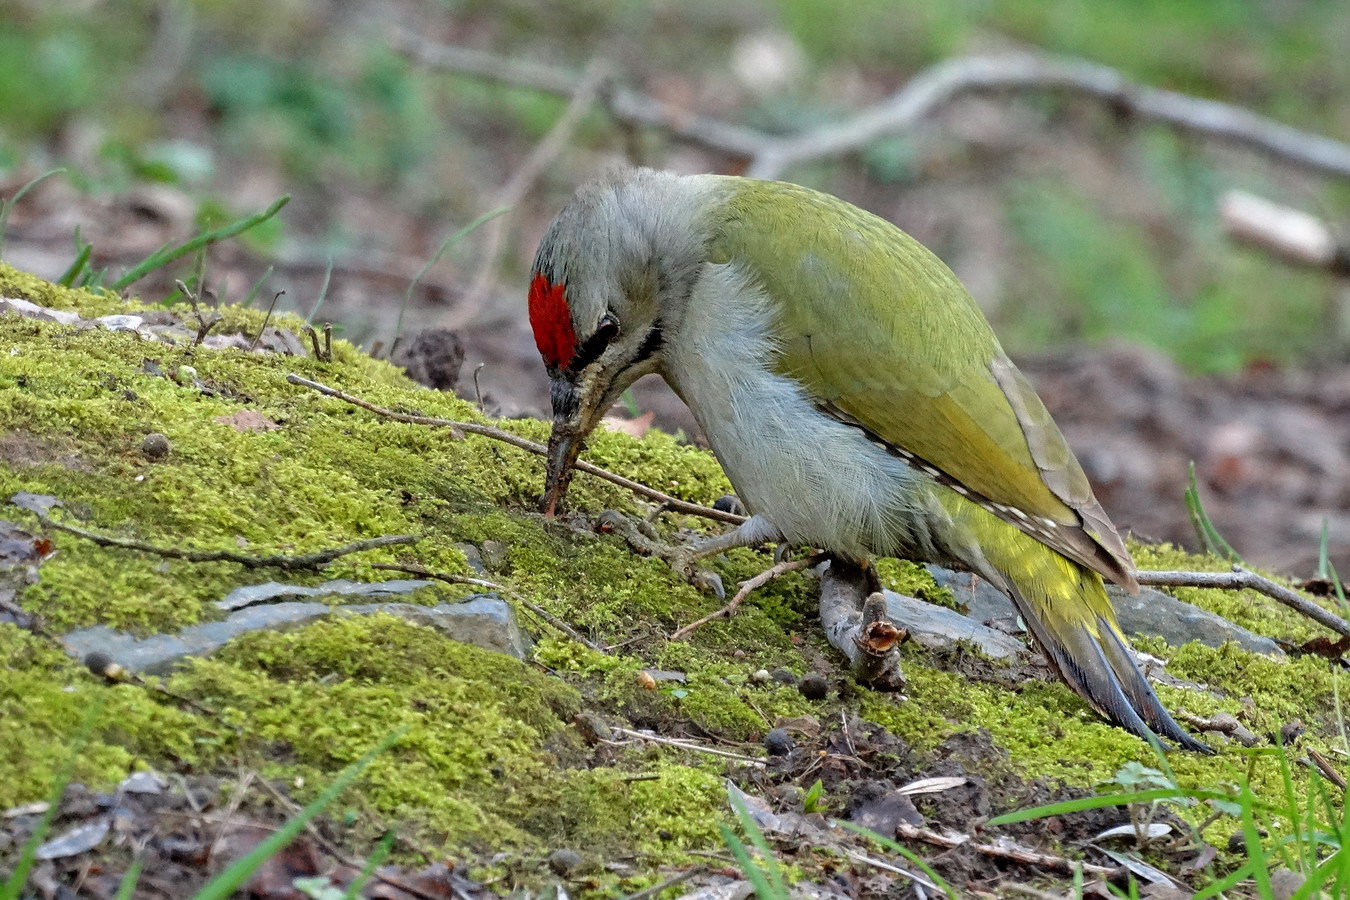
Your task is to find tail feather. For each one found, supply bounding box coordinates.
[938,492,1208,751]
[1096,616,1214,753]
[1002,580,1212,753]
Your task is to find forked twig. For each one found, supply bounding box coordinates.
[670,555,820,640]
[286,374,742,525]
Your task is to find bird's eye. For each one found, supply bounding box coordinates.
[568,311,622,372]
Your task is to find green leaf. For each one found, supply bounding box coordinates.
[1184,461,1241,563]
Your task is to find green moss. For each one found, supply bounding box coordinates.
[1,265,1343,885]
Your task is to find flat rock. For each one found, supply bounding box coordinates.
[1107,584,1283,655]
[61,592,531,674]
[883,589,1027,659]
[926,564,1282,656]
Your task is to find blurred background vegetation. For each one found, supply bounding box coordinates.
[3,0,1347,374]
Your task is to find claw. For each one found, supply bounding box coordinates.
[663,546,725,597]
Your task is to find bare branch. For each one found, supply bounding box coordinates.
[1220,190,1350,275]
[391,30,768,158]
[748,54,1350,180]
[27,507,416,570]
[894,823,1118,877]
[818,558,906,691]
[1137,566,1350,639]
[392,33,1350,185]
[454,60,612,325]
[286,373,743,525]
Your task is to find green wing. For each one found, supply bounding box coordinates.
[710,178,1135,588]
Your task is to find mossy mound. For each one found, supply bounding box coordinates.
[1,263,1343,891]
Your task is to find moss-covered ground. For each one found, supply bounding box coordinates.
[1,263,1345,893]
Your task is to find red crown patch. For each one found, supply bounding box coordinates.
[528,273,576,371]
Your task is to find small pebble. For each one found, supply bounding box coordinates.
[547,848,583,876]
[176,365,197,383]
[770,668,797,686]
[750,669,771,684]
[140,433,171,460]
[763,728,794,756]
[713,495,746,516]
[732,649,747,659]
[573,713,613,744]
[798,672,829,700]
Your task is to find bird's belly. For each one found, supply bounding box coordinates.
[671,364,928,559]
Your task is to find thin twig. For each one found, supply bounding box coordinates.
[620,866,707,900]
[27,507,416,570]
[454,60,610,325]
[248,290,284,352]
[286,373,742,525]
[608,728,766,765]
[895,823,1117,876]
[370,561,608,652]
[670,556,818,640]
[841,850,940,891]
[175,278,221,347]
[392,32,766,159]
[392,34,1350,182]
[1137,566,1350,639]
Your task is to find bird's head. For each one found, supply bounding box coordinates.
[529,170,712,515]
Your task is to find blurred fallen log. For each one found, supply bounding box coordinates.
[392,31,1350,184]
[1220,190,1350,276]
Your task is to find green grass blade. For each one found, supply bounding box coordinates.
[241,265,275,309]
[113,856,144,900]
[190,726,405,900]
[1184,461,1241,562]
[718,824,780,900]
[340,830,396,900]
[988,786,1262,826]
[57,226,93,287]
[110,196,290,291]
[1192,859,1255,900]
[1240,786,1274,899]
[727,791,787,899]
[394,206,509,347]
[1318,517,1332,580]
[838,821,958,899]
[306,256,333,323]
[0,167,65,259]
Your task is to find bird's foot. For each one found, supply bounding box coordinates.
[661,545,727,599]
[594,510,726,597]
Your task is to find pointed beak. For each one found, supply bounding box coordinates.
[541,420,584,516]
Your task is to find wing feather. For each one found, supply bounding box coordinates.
[711,178,1136,589]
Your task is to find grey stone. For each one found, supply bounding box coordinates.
[928,564,1282,656]
[883,589,1027,659]
[1108,584,1283,655]
[61,592,532,674]
[217,578,434,611]
[925,565,1019,630]
[453,542,488,574]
